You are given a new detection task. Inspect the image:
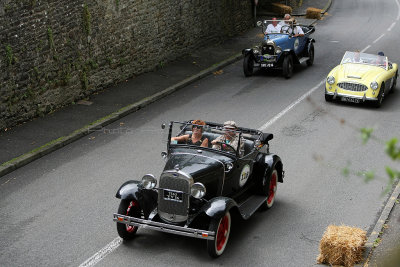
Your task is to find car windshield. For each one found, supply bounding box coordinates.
[168,121,261,157]
[340,51,388,69]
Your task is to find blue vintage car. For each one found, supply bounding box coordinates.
[242,20,315,78]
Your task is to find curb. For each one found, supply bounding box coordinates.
[0,52,243,179]
[357,180,400,266]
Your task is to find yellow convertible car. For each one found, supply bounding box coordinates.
[325,51,398,107]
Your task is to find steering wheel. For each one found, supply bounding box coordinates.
[213,141,236,154]
[281,25,290,34]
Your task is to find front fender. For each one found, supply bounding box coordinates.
[262,154,284,183]
[200,197,238,219]
[116,180,141,200]
[115,180,158,219]
[242,48,252,56]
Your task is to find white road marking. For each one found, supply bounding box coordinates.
[373,34,385,44]
[388,22,396,31]
[259,80,325,131]
[78,237,122,267]
[330,40,339,43]
[361,45,371,53]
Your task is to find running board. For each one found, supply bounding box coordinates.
[299,57,310,64]
[237,195,267,220]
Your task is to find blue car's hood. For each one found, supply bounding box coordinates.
[264,34,288,47]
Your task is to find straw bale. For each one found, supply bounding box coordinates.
[271,3,292,16]
[306,7,322,20]
[317,225,367,267]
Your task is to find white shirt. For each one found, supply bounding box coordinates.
[265,24,281,34]
[281,25,304,35]
[294,26,304,35]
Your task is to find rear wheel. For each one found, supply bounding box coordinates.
[116,199,140,240]
[306,43,314,66]
[260,168,278,210]
[243,54,254,77]
[282,54,293,79]
[207,212,231,257]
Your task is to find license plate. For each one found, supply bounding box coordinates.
[163,189,183,202]
[261,63,273,67]
[341,96,360,103]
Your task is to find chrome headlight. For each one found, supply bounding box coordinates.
[141,174,157,189]
[370,81,378,90]
[327,76,335,85]
[276,46,282,54]
[253,49,259,54]
[190,182,206,199]
[257,21,262,27]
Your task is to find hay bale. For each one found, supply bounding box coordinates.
[317,225,367,267]
[271,3,292,16]
[306,7,322,20]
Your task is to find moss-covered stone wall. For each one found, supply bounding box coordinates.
[0,0,253,129]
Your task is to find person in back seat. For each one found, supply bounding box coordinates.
[171,120,209,147]
[211,120,244,157]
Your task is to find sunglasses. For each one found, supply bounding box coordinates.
[193,125,203,129]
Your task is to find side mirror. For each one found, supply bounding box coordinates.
[161,151,168,161]
[161,123,166,129]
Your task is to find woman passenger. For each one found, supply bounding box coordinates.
[171,120,209,147]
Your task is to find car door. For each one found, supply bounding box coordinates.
[222,142,256,196]
[294,35,307,57]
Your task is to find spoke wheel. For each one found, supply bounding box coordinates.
[260,168,278,210]
[207,212,231,257]
[116,199,140,240]
[373,83,385,108]
[390,71,397,93]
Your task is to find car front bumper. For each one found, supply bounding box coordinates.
[113,213,215,240]
[325,87,379,102]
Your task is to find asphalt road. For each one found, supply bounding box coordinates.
[1,0,400,266]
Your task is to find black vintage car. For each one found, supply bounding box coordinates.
[113,121,284,257]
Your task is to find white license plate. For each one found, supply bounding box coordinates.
[163,189,183,202]
[341,96,360,103]
[261,63,273,67]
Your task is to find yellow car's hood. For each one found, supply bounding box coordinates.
[336,64,384,82]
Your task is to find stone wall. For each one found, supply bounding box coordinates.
[0,0,253,130]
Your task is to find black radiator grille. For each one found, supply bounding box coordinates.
[338,82,368,92]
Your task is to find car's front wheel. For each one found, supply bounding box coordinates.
[207,211,231,258]
[282,54,293,79]
[325,93,333,102]
[243,54,255,77]
[306,43,314,66]
[373,83,385,108]
[116,199,140,240]
[390,71,397,93]
[260,168,278,210]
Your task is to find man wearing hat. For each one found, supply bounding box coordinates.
[211,121,245,157]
